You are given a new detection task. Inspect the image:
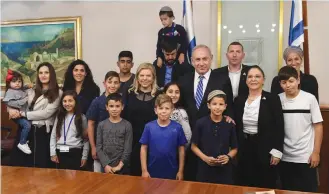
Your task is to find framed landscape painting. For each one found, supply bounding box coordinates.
[1,16,82,89]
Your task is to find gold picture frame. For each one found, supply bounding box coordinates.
[217,1,283,70]
[1,16,82,89]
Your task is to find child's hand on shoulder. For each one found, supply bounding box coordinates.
[105,165,114,174]
[224,116,236,125]
[142,170,151,178]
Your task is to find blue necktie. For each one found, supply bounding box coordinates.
[195,75,204,109]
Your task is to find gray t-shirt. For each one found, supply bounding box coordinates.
[96,118,133,167]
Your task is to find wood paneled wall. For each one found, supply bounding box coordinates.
[319,105,329,194]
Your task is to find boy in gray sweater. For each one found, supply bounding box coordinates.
[96,93,133,174]
[3,70,32,154]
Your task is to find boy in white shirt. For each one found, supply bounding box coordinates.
[278,66,323,192]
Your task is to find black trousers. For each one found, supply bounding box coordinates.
[10,125,54,168]
[184,147,197,181]
[130,144,141,176]
[237,134,277,189]
[279,161,318,192]
[56,148,83,170]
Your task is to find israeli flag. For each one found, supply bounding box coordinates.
[289,0,304,46]
[182,0,196,62]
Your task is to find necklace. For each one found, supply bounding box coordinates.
[248,95,260,101]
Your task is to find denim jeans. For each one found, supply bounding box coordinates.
[13,118,31,144]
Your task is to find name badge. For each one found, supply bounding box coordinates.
[59,145,70,152]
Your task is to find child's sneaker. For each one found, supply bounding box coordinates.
[17,143,32,154]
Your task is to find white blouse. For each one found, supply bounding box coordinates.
[242,95,261,134]
[170,108,192,145]
[242,95,283,159]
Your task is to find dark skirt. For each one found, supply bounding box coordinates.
[56,148,83,170]
[236,135,277,188]
[10,125,54,168]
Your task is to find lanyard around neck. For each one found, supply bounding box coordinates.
[63,114,75,145]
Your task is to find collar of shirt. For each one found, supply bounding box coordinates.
[194,69,211,83]
[165,61,177,67]
[228,64,242,74]
[194,69,211,96]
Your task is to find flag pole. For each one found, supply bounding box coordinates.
[278,0,284,71]
[182,0,196,64]
[302,1,309,74]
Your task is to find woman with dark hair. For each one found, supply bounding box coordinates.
[271,46,319,101]
[9,62,63,168]
[63,59,100,114]
[234,65,284,188]
[50,90,89,170]
[163,82,191,146]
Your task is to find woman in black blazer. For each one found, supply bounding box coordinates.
[271,46,319,101]
[234,65,284,189]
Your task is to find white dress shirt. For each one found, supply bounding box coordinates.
[228,64,242,99]
[194,69,211,97]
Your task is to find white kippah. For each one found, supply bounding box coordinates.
[207,90,226,102]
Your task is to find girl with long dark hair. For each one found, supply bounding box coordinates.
[163,82,191,145]
[50,90,89,170]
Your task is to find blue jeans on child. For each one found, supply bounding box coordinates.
[13,118,31,144]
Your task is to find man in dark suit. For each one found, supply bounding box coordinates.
[214,41,250,101]
[179,45,234,128]
[178,44,234,181]
[153,39,193,88]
